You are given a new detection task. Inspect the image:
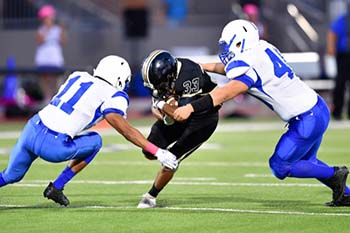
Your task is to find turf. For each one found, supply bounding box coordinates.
[0,120,350,233]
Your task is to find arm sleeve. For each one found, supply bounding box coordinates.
[101,91,129,117]
[225,54,254,79]
[234,73,255,88]
[225,56,257,88]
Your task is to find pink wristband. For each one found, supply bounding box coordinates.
[145,142,159,155]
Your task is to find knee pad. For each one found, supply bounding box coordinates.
[269,155,291,180]
[89,132,102,150]
[84,148,100,164]
[2,169,25,184]
[83,133,102,163]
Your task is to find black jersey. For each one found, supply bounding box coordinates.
[145,58,219,159]
[174,58,217,108]
[144,58,219,160]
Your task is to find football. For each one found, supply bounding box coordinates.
[166,96,178,107]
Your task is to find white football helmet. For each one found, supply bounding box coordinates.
[219,19,259,65]
[93,55,131,91]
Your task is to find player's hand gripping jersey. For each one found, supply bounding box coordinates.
[225,40,318,121]
[39,71,129,137]
[166,58,219,114]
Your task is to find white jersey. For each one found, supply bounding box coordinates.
[39,71,129,137]
[225,40,318,121]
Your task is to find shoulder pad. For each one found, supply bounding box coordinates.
[225,59,251,79]
[112,91,130,105]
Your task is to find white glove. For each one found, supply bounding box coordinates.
[155,149,178,170]
[152,99,166,110]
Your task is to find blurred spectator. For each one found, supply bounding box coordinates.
[2,57,18,106]
[326,11,350,120]
[120,0,150,97]
[1,57,40,117]
[242,3,268,40]
[121,0,149,39]
[161,0,188,28]
[35,4,67,104]
[239,0,261,8]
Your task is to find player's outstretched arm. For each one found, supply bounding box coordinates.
[105,113,149,149]
[200,62,226,75]
[210,79,248,106]
[104,113,178,170]
[173,80,248,121]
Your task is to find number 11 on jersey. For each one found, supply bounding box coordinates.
[50,75,93,115]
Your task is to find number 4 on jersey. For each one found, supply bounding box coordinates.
[265,48,294,79]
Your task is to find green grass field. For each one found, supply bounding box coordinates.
[0,120,350,233]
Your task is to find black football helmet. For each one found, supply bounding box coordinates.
[141,50,178,99]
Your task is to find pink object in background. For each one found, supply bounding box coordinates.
[38,5,56,19]
[243,4,259,16]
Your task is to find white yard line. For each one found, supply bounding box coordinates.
[165,207,350,217]
[244,173,275,178]
[0,160,267,167]
[11,179,323,188]
[0,204,349,217]
[0,143,222,156]
[1,120,350,139]
[0,144,348,156]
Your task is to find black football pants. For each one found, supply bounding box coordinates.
[143,112,219,161]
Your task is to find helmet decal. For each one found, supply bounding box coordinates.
[219,34,236,65]
[240,38,246,53]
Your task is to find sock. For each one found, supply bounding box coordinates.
[289,160,334,179]
[345,187,350,196]
[53,166,76,190]
[0,173,7,187]
[52,149,99,190]
[148,184,161,198]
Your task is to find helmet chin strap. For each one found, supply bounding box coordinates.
[167,60,181,95]
[175,60,181,81]
[168,80,176,96]
[94,75,113,86]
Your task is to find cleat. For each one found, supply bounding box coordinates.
[324,201,335,207]
[43,182,70,206]
[325,195,350,207]
[320,166,349,203]
[137,193,156,208]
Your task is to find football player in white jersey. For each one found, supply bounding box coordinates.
[0,55,178,206]
[173,19,350,206]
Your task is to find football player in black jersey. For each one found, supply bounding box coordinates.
[137,50,220,208]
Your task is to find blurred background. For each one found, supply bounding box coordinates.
[0,0,348,120]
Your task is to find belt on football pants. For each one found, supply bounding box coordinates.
[34,115,66,137]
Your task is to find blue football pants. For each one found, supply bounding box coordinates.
[1,114,102,184]
[269,96,331,179]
